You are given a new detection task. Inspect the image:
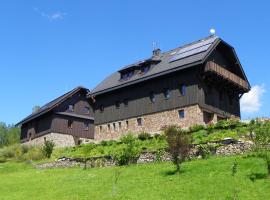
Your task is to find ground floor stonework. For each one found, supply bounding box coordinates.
[94,105,222,141]
[22,132,76,147]
[21,104,237,146]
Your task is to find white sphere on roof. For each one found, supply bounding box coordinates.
[210,28,216,35]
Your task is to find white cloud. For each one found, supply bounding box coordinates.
[33,7,67,21]
[241,84,265,113]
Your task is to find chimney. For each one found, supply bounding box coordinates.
[152,48,161,57]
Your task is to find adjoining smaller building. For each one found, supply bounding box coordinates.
[17,87,94,147]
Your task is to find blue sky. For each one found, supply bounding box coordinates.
[0,0,269,125]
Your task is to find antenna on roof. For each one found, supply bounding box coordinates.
[152,41,157,50]
[210,28,216,35]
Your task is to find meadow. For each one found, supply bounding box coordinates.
[0,156,270,200]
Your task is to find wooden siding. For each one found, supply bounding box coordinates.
[54,91,94,116]
[94,68,200,125]
[21,90,94,141]
[199,82,240,117]
[51,114,94,139]
[20,113,53,140]
[207,42,245,79]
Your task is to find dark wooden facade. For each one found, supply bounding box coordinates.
[93,67,200,125]
[20,88,94,142]
[93,40,249,125]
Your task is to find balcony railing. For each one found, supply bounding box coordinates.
[205,61,249,91]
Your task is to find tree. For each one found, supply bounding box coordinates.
[0,122,20,147]
[164,125,191,173]
[252,121,270,174]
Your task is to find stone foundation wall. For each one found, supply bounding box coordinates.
[22,132,76,147]
[94,105,205,141]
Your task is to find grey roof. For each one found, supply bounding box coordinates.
[16,86,89,126]
[92,35,220,95]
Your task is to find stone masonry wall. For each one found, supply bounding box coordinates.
[22,132,76,147]
[94,105,204,141]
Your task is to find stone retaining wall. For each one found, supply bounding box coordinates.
[36,141,253,169]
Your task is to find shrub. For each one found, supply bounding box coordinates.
[100,140,114,146]
[43,140,55,158]
[205,123,215,133]
[154,133,166,141]
[189,124,205,132]
[22,147,45,161]
[253,121,270,149]
[164,125,191,173]
[0,156,6,163]
[155,149,165,162]
[0,144,22,159]
[113,134,140,165]
[0,144,46,161]
[138,132,151,141]
[197,144,211,159]
[192,130,208,144]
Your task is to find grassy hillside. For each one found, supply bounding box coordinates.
[0,156,269,200]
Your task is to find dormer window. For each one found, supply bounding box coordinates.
[150,92,156,103]
[179,84,186,96]
[68,105,74,112]
[141,66,150,74]
[120,70,134,80]
[164,88,170,99]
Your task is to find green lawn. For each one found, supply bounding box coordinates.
[0,156,270,200]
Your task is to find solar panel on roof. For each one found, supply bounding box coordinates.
[169,37,217,63]
[170,43,212,62]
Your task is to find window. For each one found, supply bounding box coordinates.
[84,122,89,131]
[126,120,129,128]
[150,92,156,103]
[84,107,90,114]
[123,98,129,107]
[118,122,122,129]
[164,88,170,99]
[99,126,103,132]
[137,118,142,126]
[180,84,186,96]
[115,101,120,109]
[121,70,134,80]
[178,110,185,119]
[141,66,150,74]
[113,123,116,131]
[68,120,73,128]
[107,124,111,131]
[100,105,104,112]
[68,104,74,112]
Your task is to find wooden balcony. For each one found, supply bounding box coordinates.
[205,61,250,92]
